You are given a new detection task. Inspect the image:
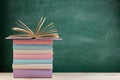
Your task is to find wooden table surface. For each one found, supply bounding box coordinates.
[1,73,120,80]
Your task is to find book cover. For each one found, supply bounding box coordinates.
[13,39,53,44]
[14,50,53,54]
[13,60,52,64]
[13,69,52,78]
[14,54,53,60]
[13,44,53,50]
[13,64,52,69]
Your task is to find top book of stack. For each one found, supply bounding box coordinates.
[6,17,62,40]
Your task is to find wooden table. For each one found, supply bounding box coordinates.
[1,73,120,80]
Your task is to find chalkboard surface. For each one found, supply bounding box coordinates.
[1,0,120,72]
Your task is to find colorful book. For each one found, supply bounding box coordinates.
[14,54,53,60]
[13,60,52,64]
[13,69,52,78]
[13,44,53,50]
[14,50,53,54]
[13,40,53,44]
[13,64,52,69]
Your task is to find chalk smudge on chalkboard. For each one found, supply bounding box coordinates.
[104,31,112,40]
[67,35,96,44]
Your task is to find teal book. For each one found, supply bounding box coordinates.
[13,60,53,64]
[13,44,53,50]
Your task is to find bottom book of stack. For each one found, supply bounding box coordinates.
[13,69,52,78]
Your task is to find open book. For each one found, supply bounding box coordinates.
[6,17,60,39]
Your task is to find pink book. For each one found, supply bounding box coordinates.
[14,54,53,60]
[13,39,53,44]
[13,69,52,78]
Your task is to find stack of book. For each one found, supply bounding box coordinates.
[6,17,62,78]
[13,39,53,78]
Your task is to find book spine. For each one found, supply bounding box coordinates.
[13,64,52,69]
[13,60,53,64]
[13,44,53,50]
[13,50,53,54]
[14,54,53,60]
[13,40,53,44]
[13,69,52,78]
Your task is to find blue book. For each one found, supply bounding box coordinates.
[13,60,52,64]
[13,44,53,50]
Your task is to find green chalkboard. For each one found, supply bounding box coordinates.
[1,0,120,72]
